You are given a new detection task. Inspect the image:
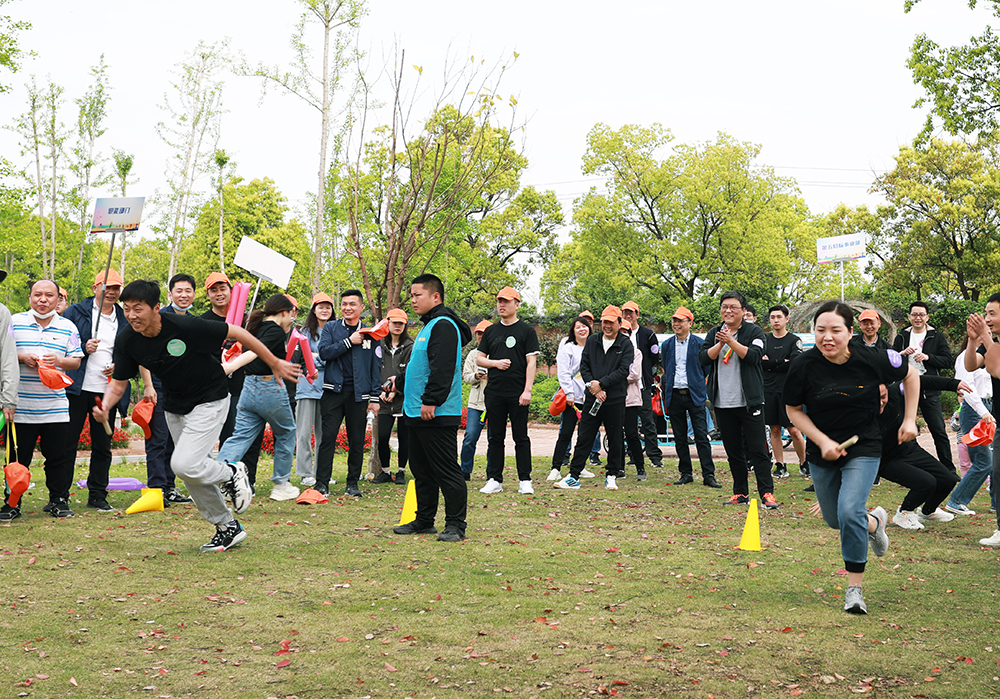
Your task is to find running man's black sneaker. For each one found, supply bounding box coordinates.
[200,520,247,552]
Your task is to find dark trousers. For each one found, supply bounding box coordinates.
[316,389,367,487]
[639,386,663,462]
[378,413,409,474]
[570,400,625,479]
[67,390,114,501]
[624,405,644,470]
[667,389,715,479]
[485,392,532,483]
[219,379,263,483]
[716,404,774,496]
[144,390,177,491]
[919,391,954,471]
[552,406,581,468]
[408,422,467,534]
[880,446,959,514]
[8,421,73,503]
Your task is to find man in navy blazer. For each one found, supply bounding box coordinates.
[661,306,719,488]
[315,289,382,498]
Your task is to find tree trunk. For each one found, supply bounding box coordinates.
[312,12,332,296]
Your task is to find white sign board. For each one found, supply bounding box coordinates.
[92,197,145,232]
[232,237,295,289]
[817,233,866,265]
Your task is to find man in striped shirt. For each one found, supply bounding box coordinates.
[1,280,84,521]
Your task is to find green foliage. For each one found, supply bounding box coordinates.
[528,374,561,423]
[0,0,30,93]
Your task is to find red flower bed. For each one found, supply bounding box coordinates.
[260,426,371,455]
[0,419,130,450]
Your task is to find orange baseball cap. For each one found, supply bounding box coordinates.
[580,310,595,322]
[205,272,231,290]
[474,320,492,333]
[671,306,694,321]
[58,287,68,299]
[386,308,408,322]
[620,318,632,331]
[600,305,622,322]
[496,286,521,302]
[284,294,299,310]
[311,292,334,307]
[622,301,640,313]
[94,269,123,287]
[858,309,880,322]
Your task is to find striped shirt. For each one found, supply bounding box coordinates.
[10,312,84,423]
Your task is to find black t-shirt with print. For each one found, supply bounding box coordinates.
[113,313,230,415]
[762,332,802,393]
[477,319,540,397]
[245,320,286,376]
[784,344,908,467]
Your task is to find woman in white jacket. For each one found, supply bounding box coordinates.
[548,316,597,481]
[622,319,646,480]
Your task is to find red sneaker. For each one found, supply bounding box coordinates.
[762,493,779,510]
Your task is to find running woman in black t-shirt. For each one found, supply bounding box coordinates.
[92,280,300,553]
[785,301,918,615]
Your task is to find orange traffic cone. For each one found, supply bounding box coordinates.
[126,488,164,514]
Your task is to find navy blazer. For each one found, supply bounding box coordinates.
[660,333,708,410]
[318,319,383,402]
[62,297,131,417]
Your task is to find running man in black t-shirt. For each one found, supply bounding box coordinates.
[761,304,806,479]
[964,296,1000,547]
[92,280,300,552]
[476,286,539,495]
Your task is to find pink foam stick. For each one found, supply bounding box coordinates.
[285,330,317,383]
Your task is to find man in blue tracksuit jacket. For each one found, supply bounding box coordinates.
[661,306,719,488]
[315,289,382,498]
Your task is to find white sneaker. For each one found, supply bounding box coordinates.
[579,468,596,479]
[979,529,1000,547]
[547,468,562,481]
[270,481,300,501]
[916,507,955,524]
[605,475,618,491]
[518,480,534,495]
[479,478,503,494]
[944,502,975,516]
[300,477,317,487]
[554,475,580,490]
[892,508,925,530]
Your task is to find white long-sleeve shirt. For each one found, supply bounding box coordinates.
[955,350,993,418]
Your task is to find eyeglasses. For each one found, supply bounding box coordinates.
[720,304,742,311]
[909,312,928,318]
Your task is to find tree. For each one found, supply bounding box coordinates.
[543,125,810,319]
[158,41,227,279]
[869,136,1000,302]
[240,0,366,293]
[0,0,30,93]
[212,149,235,273]
[906,0,1000,136]
[112,150,135,276]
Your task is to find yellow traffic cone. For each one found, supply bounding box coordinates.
[398,480,417,526]
[126,488,165,515]
[738,498,761,551]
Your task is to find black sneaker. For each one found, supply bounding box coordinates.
[42,502,53,513]
[437,528,465,542]
[372,472,394,484]
[636,469,647,482]
[872,475,881,487]
[800,462,811,479]
[49,499,75,518]
[87,498,117,513]
[200,520,247,552]
[772,464,789,479]
[345,483,363,498]
[315,483,329,496]
[588,454,602,467]
[650,459,664,469]
[394,470,406,485]
[0,504,22,521]
[393,521,438,535]
[804,483,815,492]
[164,487,192,504]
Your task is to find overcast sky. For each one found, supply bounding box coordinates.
[2,0,994,302]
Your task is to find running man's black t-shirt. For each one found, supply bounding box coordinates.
[784,344,908,467]
[113,313,230,415]
[762,332,802,393]
[245,320,285,376]
[477,319,540,397]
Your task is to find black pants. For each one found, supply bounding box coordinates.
[145,389,177,491]
[552,405,582,468]
[67,391,115,501]
[880,445,959,514]
[485,392,532,483]
[219,377,263,483]
[8,421,73,503]
[919,391,954,471]
[378,413,409,474]
[639,386,663,463]
[716,405,774,496]
[667,389,715,479]
[570,400,625,479]
[316,389,367,487]
[407,421,467,534]
[624,405,644,470]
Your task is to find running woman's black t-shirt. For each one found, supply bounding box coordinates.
[784,344,908,467]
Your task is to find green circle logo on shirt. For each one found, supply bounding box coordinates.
[166,339,187,356]
[505,336,516,348]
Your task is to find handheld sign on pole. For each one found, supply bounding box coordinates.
[816,233,866,302]
[232,237,296,315]
[91,197,145,335]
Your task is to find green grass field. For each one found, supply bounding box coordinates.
[2,453,999,698]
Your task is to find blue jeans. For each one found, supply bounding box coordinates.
[949,401,995,509]
[218,376,296,484]
[810,456,880,572]
[461,407,487,474]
